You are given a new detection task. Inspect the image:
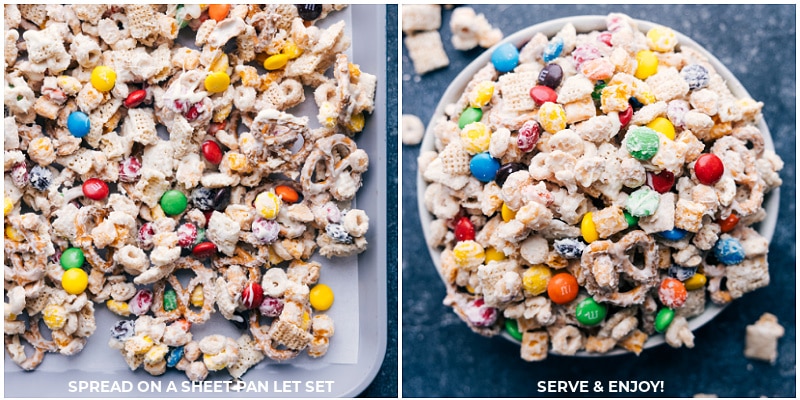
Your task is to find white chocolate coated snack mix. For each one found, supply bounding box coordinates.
[4,4,376,380]
[420,13,783,361]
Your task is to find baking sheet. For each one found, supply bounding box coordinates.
[4,4,387,398]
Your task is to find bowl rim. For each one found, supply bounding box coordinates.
[416,14,779,356]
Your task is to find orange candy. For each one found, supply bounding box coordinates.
[547,272,579,304]
[208,4,231,22]
[718,213,739,233]
[274,185,300,204]
[658,278,688,308]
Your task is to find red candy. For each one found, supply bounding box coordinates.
[192,241,217,258]
[11,162,28,187]
[129,289,153,316]
[118,157,142,182]
[597,31,613,46]
[517,120,541,152]
[138,222,155,249]
[124,89,147,108]
[529,85,557,105]
[259,296,284,317]
[241,282,264,309]
[82,178,109,200]
[619,105,633,126]
[718,213,740,233]
[465,298,498,327]
[454,217,475,242]
[201,140,223,164]
[177,223,198,248]
[572,44,602,69]
[658,278,688,308]
[185,103,201,121]
[694,153,724,185]
[208,121,226,135]
[647,170,675,193]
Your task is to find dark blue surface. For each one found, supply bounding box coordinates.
[359,5,398,398]
[402,5,795,398]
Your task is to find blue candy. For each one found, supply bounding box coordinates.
[681,64,710,90]
[543,37,564,63]
[713,237,745,265]
[668,265,697,281]
[491,42,519,73]
[67,111,91,138]
[29,165,52,191]
[553,238,586,259]
[109,320,135,341]
[166,346,184,368]
[659,228,688,241]
[326,223,353,244]
[469,152,500,182]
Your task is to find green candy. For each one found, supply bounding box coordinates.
[505,318,523,341]
[458,107,483,129]
[164,289,178,311]
[654,307,675,333]
[623,211,638,227]
[625,187,660,218]
[160,190,188,216]
[575,297,607,326]
[591,81,606,101]
[60,247,85,270]
[625,126,660,160]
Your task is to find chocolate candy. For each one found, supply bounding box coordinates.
[575,297,607,326]
[491,42,519,73]
[212,187,230,211]
[28,166,52,191]
[713,237,745,265]
[67,111,91,138]
[659,228,688,241]
[529,85,557,106]
[542,37,563,63]
[554,238,586,259]
[110,320,135,341]
[191,187,215,211]
[537,63,563,89]
[259,296,284,317]
[124,89,147,108]
[469,152,500,183]
[191,242,217,258]
[494,162,528,187]
[201,140,223,164]
[516,120,541,152]
[625,187,660,217]
[326,223,353,244]
[464,298,497,327]
[160,190,188,216]
[454,217,475,242]
[626,126,660,160]
[295,4,322,20]
[241,282,264,309]
[654,308,675,333]
[118,157,142,182]
[668,265,697,281]
[681,64,710,90]
[82,178,109,200]
[694,153,724,185]
[177,223,198,248]
[458,107,483,130]
[163,289,178,311]
[647,170,675,193]
[60,247,85,270]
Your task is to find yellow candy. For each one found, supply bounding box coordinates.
[43,304,67,330]
[5,225,23,242]
[581,212,599,243]
[646,26,677,52]
[348,62,361,78]
[263,53,289,70]
[106,299,131,316]
[145,343,169,365]
[522,265,552,296]
[634,50,659,80]
[319,102,337,128]
[452,240,485,267]
[309,283,334,311]
[90,66,116,92]
[204,71,230,93]
[4,197,13,216]
[684,273,707,291]
[647,117,676,140]
[254,191,281,219]
[501,203,516,222]
[465,285,475,294]
[347,112,365,132]
[484,247,506,263]
[459,122,492,155]
[537,102,567,133]
[469,81,495,108]
[131,335,154,355]
[190,285,204,307]
[62,268,89,295]
[301,311,311,330]
[282,40,303,59]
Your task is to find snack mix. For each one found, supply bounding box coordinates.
[4,4,376,381]
[420,13,783,361]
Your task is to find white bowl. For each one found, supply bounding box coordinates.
[417,15,779,356]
